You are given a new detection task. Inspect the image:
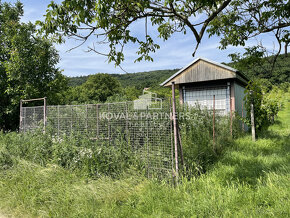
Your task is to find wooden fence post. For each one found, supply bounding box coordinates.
[171,82,179,181]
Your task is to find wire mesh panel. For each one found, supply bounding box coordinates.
[20,106,44,132]
[184,86,230,115]
[20,101,173,178]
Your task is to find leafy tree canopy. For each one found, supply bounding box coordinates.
[227,49,290,84]
[0,1,68,130]
[67,73,121,103]
[38,0,290,66]
[207,0,289,51]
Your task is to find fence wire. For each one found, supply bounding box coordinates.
[19,106,44,133]
[20,101,173,178]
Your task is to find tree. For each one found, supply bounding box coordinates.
[0,1,68,130]
[38,0,290,66]
[227,45,290,84]
[67,73,121,103]
[208,0,290,59]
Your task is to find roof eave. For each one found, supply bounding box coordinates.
[160,57,242,87]
[160,58,202,86]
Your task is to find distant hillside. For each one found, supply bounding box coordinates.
[67,76,89,87]
[68,54,289,89]
[225,54,290,84]
[111,69,179,89]
[68,69,179,89]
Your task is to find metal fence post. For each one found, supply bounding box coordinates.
[71,106,73,133]
[230,98,233,137]
[177,125,184,167]
[86,104,88,132]
[213,95,216,151]
[242,103,245,131]
[171,82,179,182]
[57,105,60,137]
[169,98,174,183]
[250,91,256,141]
[125,102,129,143]
[96,105,99,138]
[146,105,150,178]
[44,97,47,133]
[108,104,110,141]
[19,99,23,131]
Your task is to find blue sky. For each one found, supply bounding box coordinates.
[4,0,280,77]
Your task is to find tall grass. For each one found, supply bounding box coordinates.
[0,94,289,217]
[1,103,240,180]
[178,104,243,176]
[0,130,140,179]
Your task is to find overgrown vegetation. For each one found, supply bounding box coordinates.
[0,93,289,217]
[0,103,237,181]
[243,80,289,134]
[178,105,243,177]
[0,130,140,179]
[0,2,289,216]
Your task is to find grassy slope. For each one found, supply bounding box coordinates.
[0,95,289,217]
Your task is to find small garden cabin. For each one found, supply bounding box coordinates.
[161,57,249,116]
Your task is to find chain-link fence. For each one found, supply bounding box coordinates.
[20,101,174,178]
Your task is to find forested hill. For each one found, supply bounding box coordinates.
[68,54,289,88]
[68,69,179,88]
[111,69,179,89]
[225,54,290,84]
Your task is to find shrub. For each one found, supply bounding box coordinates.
[244,80,285,132]
[178,105,238,177]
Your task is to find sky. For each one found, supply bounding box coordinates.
[4,0,281,77]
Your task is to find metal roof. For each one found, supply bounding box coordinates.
[160,57,248,86]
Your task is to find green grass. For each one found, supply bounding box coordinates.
[0,95,289,217]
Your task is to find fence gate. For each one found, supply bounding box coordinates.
[20,100,174,179]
